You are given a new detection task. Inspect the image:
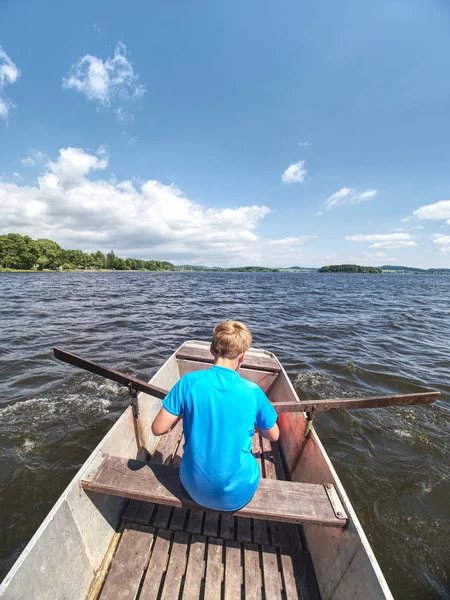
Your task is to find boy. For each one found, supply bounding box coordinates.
[151,320,279,511]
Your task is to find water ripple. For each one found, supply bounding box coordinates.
[0,271,449,598]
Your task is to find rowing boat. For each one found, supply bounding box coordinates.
[1,340,434,599]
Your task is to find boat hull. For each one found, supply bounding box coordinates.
[0,342,393,599]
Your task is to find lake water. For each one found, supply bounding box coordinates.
[0,272,449,598]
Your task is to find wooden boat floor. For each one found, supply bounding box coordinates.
[95,424,320,600]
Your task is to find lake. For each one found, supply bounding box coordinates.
[0,271,449,598]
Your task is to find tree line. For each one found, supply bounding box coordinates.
[0,233,175,271]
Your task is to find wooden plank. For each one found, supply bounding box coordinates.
[160,532,189,600]
[261,435,276,480]
[271,439,287,481]
[279,548,301,600]
[273,391,440,413]
[224,540,242,600]
[252,434,269,545]
[152,422,183,465]
[153,505,172,529]
[261,545,283,600]
[169,507,188,531]
[175,344,280,373]
[204,537,223,599]
[243,543,262,600]
[182,535,206,600]
[53,346,167,399]
[261,436,295,547]
[203,512,219,537]
[172,433,184,467]
[99,524,153,600]
[121,499,142,523]
[82,456,347,527]
[253,519,269,546]
[220,513,235,540]
[139,529,171,600]
[237,517,252,542]
[186,509,204,534]
[279,549,320,600]
[252,434,263,475]
[135,501,155,525]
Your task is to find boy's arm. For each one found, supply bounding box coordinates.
[152,407,182,435]
[257,423,280,441]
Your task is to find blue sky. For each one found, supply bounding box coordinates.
[1,0,450,267]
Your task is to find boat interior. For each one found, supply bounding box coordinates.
[0,341,392,600]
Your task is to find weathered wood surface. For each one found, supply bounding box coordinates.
[53,347,168,399]
[273,391,440,413]
[139,529,171,600]
[82,455,347,527]
[175,343,281,372]
[204,537,223,598]
[182,535,205,599]
[224,540,242,600]
[244,543,263,600]
[99,524,154,600]
[97,427,321,599]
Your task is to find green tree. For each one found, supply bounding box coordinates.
[91,250,107,269]
[0,234,39,269]
[106,250,116,269]
[113,257,127,270]
[36,238,62,269]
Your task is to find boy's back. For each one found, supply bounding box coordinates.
[163,365,277,511]
[151,320,279,511]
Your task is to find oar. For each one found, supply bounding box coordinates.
[53,347,440,413]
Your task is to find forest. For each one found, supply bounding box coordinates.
[0,233,175,271]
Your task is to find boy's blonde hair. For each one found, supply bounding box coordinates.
[211,320,252,359]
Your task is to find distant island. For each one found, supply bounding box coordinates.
[318,264,382,273]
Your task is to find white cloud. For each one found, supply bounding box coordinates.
[63,42,145,119]
[313,210,323,217]
[122,131,138,146]
[268,236,316,247]
[282,160,307,184]
[326,187,377,209]
[297,141,311,147]
[413,200,450,222]
[358,252,398,263]
[0,146,316,266]
[431,234,450,253]
[363,252,386,258]
[346,233,417,249]
[370,241,417,248]
[20,150,47,168]
[345,233,412,242]
[0,46,20,121]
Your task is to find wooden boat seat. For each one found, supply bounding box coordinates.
[176,343,281,373]
[81,454,347,527]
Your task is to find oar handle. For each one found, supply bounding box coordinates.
[53,347,440,412]
[273,392,440,413]
[53,347,167,400]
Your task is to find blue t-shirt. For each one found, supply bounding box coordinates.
[162,366,277,511]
